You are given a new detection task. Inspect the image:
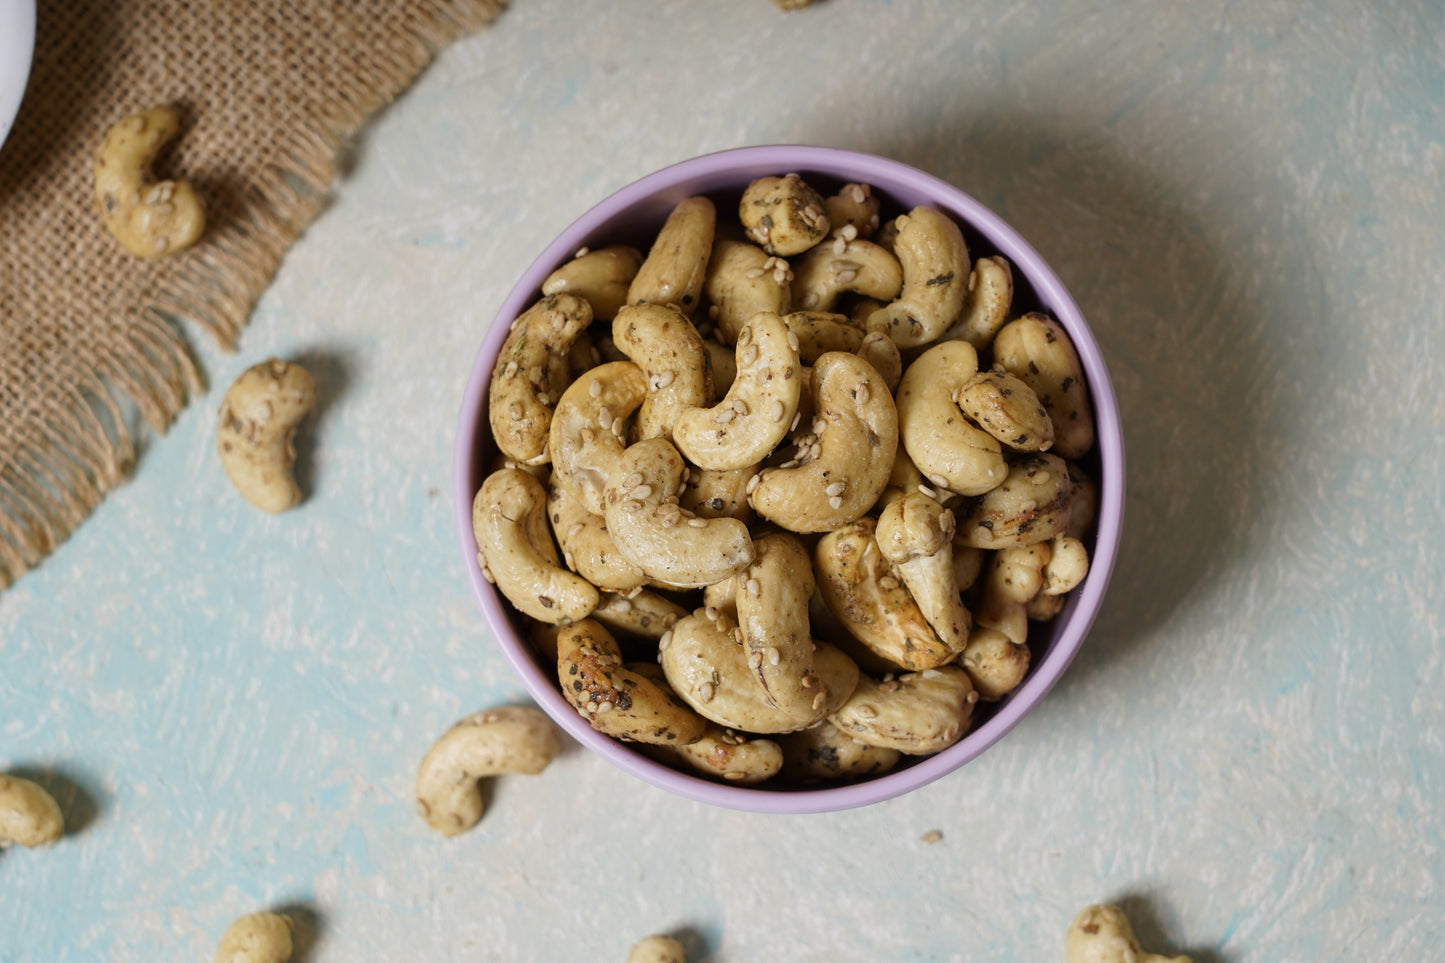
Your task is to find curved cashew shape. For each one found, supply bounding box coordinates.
[627,935,689,963]
[740,173,830,256]
[0,775,64,849]
[1067,904,1194,963]
[680,463,757,520]
[547,477,647,594]
[960,626,1031,701]
[896,340,1006,497]
[1066,462,1100,540]
[791,239,903,313]
[1044,534,1090,596]
[602,438,754,588]
[591,589,687,641]
[954,453,1072,549]
[857,330,903,394]
[549,360,648,516]
[993,312,1096,459]
[866,206,971,349]
[214,912,293,963]
[875,492,972,657]
[473,468,599,624]
[974,542,1051,644]
[703,238,793,345]
[702,338,737,398]
[673,312,803,471]
[823,182,881,238]
[778,721,901,784]
[654,722,784,785]
[941,255,1014,349]
[828,666,977,755]
[558,620,707,745]
[735,533,821,717]
[749,351,897,533]
[955,369,1055,452]
[217,359,317,513]
[628,196,716,311]
[489,293,594,465]
[414,706,562,836]
[542,245,643,321]
[813,518,957,671]
[95,106,205,258]
[612,303,713,443]
[783,310,865,362]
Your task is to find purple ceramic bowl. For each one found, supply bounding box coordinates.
[453,145,1124,814]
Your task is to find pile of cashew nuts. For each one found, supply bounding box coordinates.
[470,171,1101,786]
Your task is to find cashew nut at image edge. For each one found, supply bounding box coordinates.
[749,350,898,534]
[94,106,204,259]
[214,911,294,963]
[866,206,971,349]
[627,935,688,963]
[828,665,978,755]
[672,311,803,471]
[557,620,708,746]
[993,312,1096,460]
[739,172,831,256]
[542,245,643,322]
[414,706,563,837]
[0,774,64,849]
[896,339,1006,498]
[472,468,600,624]
[628,195,716,312]
[1066,904,1193,963]
[611,303,714,443]
[217,359,317,514]
[875,491,973,659]
[702,238,793,345]
[488,292,594,466]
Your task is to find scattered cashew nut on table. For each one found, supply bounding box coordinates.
[626,934,688,963]
[0,775,64,849]
[214,912,294,963]
[1066,904,1193,963]
[217,359,317,514]
[94,105,205,259]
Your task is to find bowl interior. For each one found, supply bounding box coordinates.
[454,145,1124,814]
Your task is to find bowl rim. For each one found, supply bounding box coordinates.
[452,144,1125,814]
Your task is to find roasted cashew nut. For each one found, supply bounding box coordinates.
[896,340,1006,497]
[558,620,707,745]
[955,368,1055,452]
[473,468,599,624]
[214,911,293,963]
[590,589,687,641]
[0,775,64,849]
[740,173,830,256]
[749,351,898,533]
[679,463,757,520]
[778,721,901,784]
[703,238,793,345]
[542,245,643,321]
[217,359,317,513]
[960,626,1031,701]
[828,665,977,755]
[857,329,902,394]
[673,312,803,471]
[489,293,594,465]
[612,303,713,443]
[940,255,1013,349]
[547,476,647,595]
[603,438,754,588]
[866,206,971,349]
[790,238,903,313]
[875,492,972,657]
[954,453,1072,549]
[414,706,562,836]
[735,533,822,717]
[651,722,784,785]
[1067,904,1194,963]
[628,195,716,311]
[702,338,737,398]
[548,360,648,516]
[823,182,881,238]
[627,935,688,963]
[95,106,205,258]
[973,542,1051,645]
[993,312,1096,459]
[782,310,865,363]
[813,518,957,671]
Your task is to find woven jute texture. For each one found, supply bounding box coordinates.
[0,0,506,589]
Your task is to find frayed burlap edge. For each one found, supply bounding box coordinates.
[0,0,507,590]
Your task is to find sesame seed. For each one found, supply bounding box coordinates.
[662,612,679,627]
[705,605,719,621]
[746,473,762,494]
[832,236,848,255]
[688,517,708,528]
[715,408,737,424]
[480,563,495,584]
[835,269,858,285]
[800,674,816,689]
[741,343,760,366]
[566,522,585,539]
[509,402,524,421]
[842,224,859,241]
[801,293,820,309]
[723,771,746,781]
[632,484,653,501]
[855,704,878,719]
[598,407,614,429]
[504,361,519,377]
[878,575,899,591]
[879,680,900,693]
[579,428,595,445]
[588,379,602,398]
[766,647,780,666]
[828,496,844,509]
[790,412,802,431]
[656,369,676,388]
[596,701,613,713]
[825,482,846,497]
[747,651,763,669]
[966,690,980,704]
[921,830,943,844]
[929,474,950,489]
[658,631,673,652]
[698,682,716,703]
[787,331,801,352]
[812,418,827,435]
[732,398,750,416]
[855,382,870,405]
[847,184,866,203]
[622,472,644,490]
[1034,471,1052,485]
[574,246,590,258]
[812,692,826,710]
[746,578,761,597]
[917,484,937,499]
[708,305,720,320]
[921,668,941,679]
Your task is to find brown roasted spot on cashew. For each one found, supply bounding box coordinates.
[94,106,205,259]
[558,620,707,745]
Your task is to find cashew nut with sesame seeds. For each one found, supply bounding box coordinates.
[955,368,1056,453]
[734,533,828,719]
[823,182,881,239]
[828,666,977,755]
[896,340,1007,497]
[781,309,866,363]
[590,588,688,642]
[548,360,648,516]
[778,720,902,784]
[972,541,1057,647]
[1066,904,1194,963]
[867,206,972,349]
[628,195,716,312]
[542,245,644,322]
[214,912,293,963]
[679,463,757,521]
[217,359,317,514]
[740,173,831,256]
[547,477,648,595]
[701,338,737,399]
[558,620,707,745]
[993,312,1096,459]
[813,518,958,672]
[703,238,794,345]
[875,491,973,658]
[650,722,785,784]
[488,293,594,465]
[612,303,714,443]
[672,312,803,471]
[941,255,1014,349]
[856,329,903,394]
[960,626,1032,702]
[627,934,689,963]
[473,468,600,624]
[94,106,205,259]
[414,706,563,837]
[954,453,1072,550]
[0,775,64,849]
[749,350,898,533]
[790,238,903,314]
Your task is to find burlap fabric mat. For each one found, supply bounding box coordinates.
[0,0,506,589]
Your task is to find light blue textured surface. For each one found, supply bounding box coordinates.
[3,1,1443,959]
